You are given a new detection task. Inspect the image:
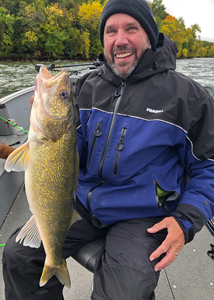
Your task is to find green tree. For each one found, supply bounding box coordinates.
[149,0,168,29]
[40,3,74,59]
[187,25,201,57]
[0,7,15,58]
[64,27,81,58]
[19,0,46,58]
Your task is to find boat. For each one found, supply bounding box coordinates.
[0,63,214,300]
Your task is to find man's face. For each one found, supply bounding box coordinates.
[103,13,151,80]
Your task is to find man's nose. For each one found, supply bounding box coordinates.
[115,30,128,46]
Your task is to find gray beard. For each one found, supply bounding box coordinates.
[107,59,138,81]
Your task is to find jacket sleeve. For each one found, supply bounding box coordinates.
[172,93,214,243]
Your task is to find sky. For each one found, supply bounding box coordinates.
[161,0,214,42]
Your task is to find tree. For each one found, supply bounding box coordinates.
[39,3,74,59]
[18,0,46,58]
[186,25,201,57]
[0,7,15,58]
[0,0,213,60]
[160,15,185,54]
[149,0,168,29]
[77,0,103,59]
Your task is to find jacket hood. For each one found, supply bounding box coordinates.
[98,33,179,84]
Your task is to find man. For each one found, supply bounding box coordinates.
[2,0,214,299]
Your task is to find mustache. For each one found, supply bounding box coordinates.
[112,45,135,54]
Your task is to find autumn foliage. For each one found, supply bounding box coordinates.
[148,0,214,58]
[0,0,213,60]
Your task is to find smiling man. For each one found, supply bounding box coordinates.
[3,0,214,300]
[100,0,158,80]
[103,13,151,79]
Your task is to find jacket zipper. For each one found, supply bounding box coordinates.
[87,82,126,213]
[154,180,179,214]
[98,83,126,178]
[113,127,127,175]
[88,121,102,169]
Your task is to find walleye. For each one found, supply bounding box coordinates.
[5,66,80,288]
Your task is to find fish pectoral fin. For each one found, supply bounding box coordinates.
[70,209,82,227]
[5,142,29,172]
[16,215,42,248]
[38,136,54,146]
[40,260,71,288]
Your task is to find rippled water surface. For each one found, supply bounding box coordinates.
[176,58,214,87]
[0,60,90,99]
[0,58,214,99]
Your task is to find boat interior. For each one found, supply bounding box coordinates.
[0,66,214,299]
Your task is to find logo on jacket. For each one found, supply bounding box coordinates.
[146,108,164,114]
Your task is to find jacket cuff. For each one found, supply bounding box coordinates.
[171,212,194,243]
[171,203,207,244]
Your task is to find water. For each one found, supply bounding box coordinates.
[0,58,214,99]
[0,60,92,99]
[176,57,214,88]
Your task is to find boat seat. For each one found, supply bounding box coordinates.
[72,238,105,273]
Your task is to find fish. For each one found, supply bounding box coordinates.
[5,66,80,288]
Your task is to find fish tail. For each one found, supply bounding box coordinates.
[39,260,71,288]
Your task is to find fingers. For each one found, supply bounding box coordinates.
[147,219,168,234]
[148,217,185,271]
[150,241,182,271]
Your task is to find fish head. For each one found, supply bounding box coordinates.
[32,66,74,141]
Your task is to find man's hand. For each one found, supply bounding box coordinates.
[147,216,185,271]
[0,143,15,159]
[29,95,34,109]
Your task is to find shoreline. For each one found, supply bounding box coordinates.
[0,59,91,63]
[1,57,214,63]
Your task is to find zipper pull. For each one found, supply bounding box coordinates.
[113,127,127,175]
[88,121,103,169]
[115,82,126,97]
[116,128,127,151]
[94,122,102,137]
[162,203,170,216]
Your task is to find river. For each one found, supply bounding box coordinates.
[0,57,214,99]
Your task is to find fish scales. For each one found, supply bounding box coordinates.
[5,66,80,288]
[29,130,75,262]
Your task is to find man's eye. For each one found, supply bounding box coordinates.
[128,27,138,31]
[107,29,116,34]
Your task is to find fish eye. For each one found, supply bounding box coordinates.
[60,90,69,99]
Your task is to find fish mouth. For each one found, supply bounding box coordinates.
[35,66,52,93]
[36,66,69,89]
[40,66,52,80]
[33,66,71,120]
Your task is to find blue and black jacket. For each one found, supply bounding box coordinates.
[73,34,214,243]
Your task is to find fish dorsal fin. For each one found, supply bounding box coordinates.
[5,142,30,172]
[16,215,42,248]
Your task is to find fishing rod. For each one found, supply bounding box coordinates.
[0,116,28,134]
[35,59,103,73]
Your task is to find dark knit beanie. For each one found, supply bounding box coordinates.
[99,0,159,50]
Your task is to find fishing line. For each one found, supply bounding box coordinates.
[0,116,28,134]
[54,65,62,76]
